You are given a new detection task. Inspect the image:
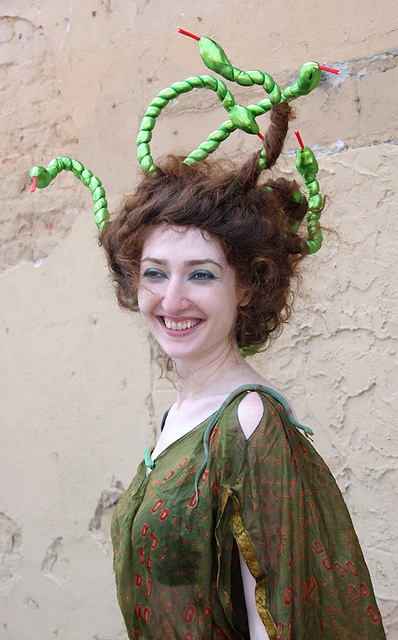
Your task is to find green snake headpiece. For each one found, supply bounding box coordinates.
[30,29,338,254]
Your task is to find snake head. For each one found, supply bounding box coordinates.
[29,166,52,190]
[295,146,319,178]
[198,37,234,82]
[297,62,322,95]
[229,104,259,135]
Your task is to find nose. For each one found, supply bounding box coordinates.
[161,278,191,314]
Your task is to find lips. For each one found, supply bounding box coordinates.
[161,317,201,331]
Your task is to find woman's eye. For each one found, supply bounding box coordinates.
[142,268,166,279]
[189,271,216,281]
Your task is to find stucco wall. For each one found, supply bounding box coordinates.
[1,1,397,638]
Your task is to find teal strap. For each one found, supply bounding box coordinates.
[144,445,155,470]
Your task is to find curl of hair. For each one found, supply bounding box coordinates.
[101,102,310,356]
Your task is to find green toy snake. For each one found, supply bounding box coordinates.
[30,29,338,253]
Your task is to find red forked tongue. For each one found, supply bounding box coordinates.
[318,65,339,75]
[178,28,200,41]
[294,131,304,149]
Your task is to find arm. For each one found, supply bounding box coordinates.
[239,550,271,640]
[237,392,271,640]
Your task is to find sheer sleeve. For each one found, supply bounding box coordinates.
[212,391,386,640]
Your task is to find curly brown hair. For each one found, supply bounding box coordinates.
[100,102,310,356]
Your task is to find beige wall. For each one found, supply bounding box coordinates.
[1,1,397,638]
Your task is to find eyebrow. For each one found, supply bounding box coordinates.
[141,257,224,270]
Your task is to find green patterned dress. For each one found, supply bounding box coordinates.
[111,386,386,640]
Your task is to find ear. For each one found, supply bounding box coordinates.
[238,290,251,307]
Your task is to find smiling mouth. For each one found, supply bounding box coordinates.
[161,318,201,331]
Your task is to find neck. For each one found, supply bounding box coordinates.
[170,341,254,405]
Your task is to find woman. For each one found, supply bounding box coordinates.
[102,103,386,640]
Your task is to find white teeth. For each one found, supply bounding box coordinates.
[164,318,199,331]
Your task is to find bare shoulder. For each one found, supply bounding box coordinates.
[237,391,265,439]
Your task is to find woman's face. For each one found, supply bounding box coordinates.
[137,225,241,364]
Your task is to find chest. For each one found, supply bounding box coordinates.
[132,429,219,584]
[151,395,230,462]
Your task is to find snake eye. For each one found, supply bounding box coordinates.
[309,73,313,80]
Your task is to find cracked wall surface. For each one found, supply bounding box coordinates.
[1,0,397,638]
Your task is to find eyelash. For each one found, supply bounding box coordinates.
[142,268,166,279]
[189,271,217,281]
[142,269,217,282]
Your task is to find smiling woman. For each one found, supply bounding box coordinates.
[99,102,387,640]
[137,226,241,365]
